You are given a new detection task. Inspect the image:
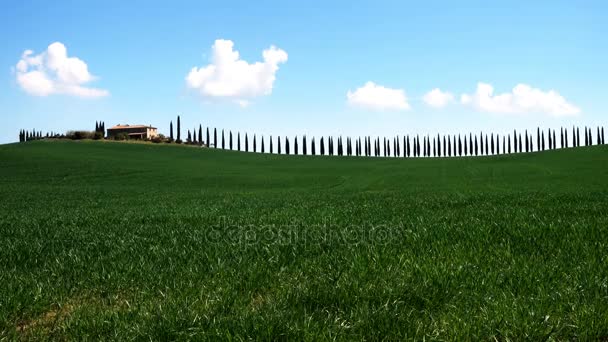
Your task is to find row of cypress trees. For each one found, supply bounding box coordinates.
[95,121,106,135]
[166,116,606,157]
[19,129,57,142]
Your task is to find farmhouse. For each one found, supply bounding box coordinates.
[107,124,158,140]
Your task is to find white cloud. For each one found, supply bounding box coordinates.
[15,42,108,98]
[347,81,410,111]
[185,39,288,105]
[423,88,454,108]
[461,82,580,116]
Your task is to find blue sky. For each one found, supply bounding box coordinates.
[1,0,607,144]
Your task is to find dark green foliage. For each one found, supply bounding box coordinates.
[278,136,281,154]
[253,135,257,153]
[485,134,489,155]
[238,132,241,151]
[221,130,225,149]
[447,135,452,157]
[230,131,233,150]
[169,121,174,142]
[261,136,265,153]
[176,116,181,144]
[245,134,249,152]
[311,137,316,156]
[294,136,298,155]
[213,128,217,148]
[320,137,324,156]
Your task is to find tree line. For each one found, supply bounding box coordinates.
[18,116,606,157]
[162,116,606,157]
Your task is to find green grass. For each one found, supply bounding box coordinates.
[1,140,608,340]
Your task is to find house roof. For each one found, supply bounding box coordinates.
[108,124,157,130]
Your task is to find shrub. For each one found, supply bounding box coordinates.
[93,132,104,140]
[152,134,166,144]
[113,133,129,141]
[66,130,95,140]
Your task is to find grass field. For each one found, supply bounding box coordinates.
[1,140,608,340]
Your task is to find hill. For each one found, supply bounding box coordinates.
[1,140,608,339]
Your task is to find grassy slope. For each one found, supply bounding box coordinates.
[1,140,607,340]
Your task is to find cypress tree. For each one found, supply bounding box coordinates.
[513,130,517,153]
[253,134,257,152]
[294,136,298,155]
[496,134,500,154]
[560,127,564,148]
[221,129,225,149]
[602,127,605,145]
[458,135,462,156]
[541,132,545,151]
[169,121,174,142]
[238,132,241,151]
[245,133,249,152]
[177,115,181,143]
[443,136,446,157]
[285,136,289,155]
[262,136,265,153]
[187,130,192,144]
[491,134,495,155]
[95,121,99,132]
[525,131,529,153]
[502,136,505,154]
[576,127,580,147]
[518,133,523,153]
[447,135,452,157]
[480,133,484,155]
[437,134,441,157]
[278,136,281,154]
[485,134,489,155]
[433,137,437,157]
[229,131,233,150]
[585,127,589,146]
[193,128,197,144]
[320,137,325,155]
[464,135,467,156]
[387,137,392,157]
[213,128,217,148]
[552,130,556,149]
[572,126,576,147]
[199,125,203,146]
[303,135,307,155]
[270,135,273,153]
[312,137,316,155]
[206,128,210,147]
[537,127,540,152]
[406,136,411,158]
[564,129,568,148]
